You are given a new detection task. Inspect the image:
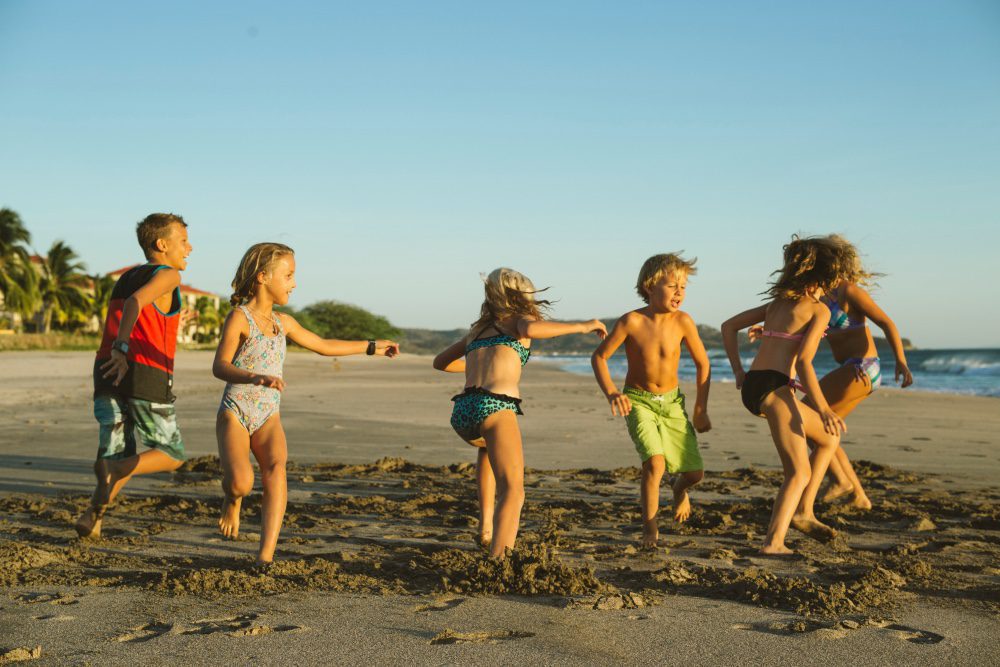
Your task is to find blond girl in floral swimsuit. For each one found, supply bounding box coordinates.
[213,243,399,567]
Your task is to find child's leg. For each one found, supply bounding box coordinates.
[217,410,254,538]
[789,400,841,538]
[104,450,184,505]
[671,470,704,524]
[640,456,666,546]
[75,458,112,539]
[103,399,185,504]
[760,388,813,554]
[249,415,288,565]
[807,366,871,508]
[480,411,524,558]
[475,446,495,546]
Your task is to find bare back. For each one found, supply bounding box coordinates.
[462,320,530,397]
[750,298,829,377]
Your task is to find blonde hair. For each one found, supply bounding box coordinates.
[766,235,841,300]
[635,253,697,304]
[470,268,551,334]
[828,234,881,287]
[229,242,295,306]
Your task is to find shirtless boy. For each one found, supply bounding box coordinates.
[591,253,712,546]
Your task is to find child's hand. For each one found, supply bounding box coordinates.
[377,340,400,358]
[895,361,913,388]
[253,374,286,391]
[692,409,712,433]
[747,325,763,343]
[100,350,129,386]
[585,319,608,339]
[820,408,847,436]
[733,368,745,390]
[607,391,632,416]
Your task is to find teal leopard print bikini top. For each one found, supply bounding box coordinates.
[465,323,530,366]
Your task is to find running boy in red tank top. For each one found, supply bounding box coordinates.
[75,213,194,538]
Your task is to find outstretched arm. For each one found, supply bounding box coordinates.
[591,317,631,416]
[796,307,846,435]
[844,284,913,387]
[720,305,767,389]
[281,313,400,357]
[433,338,467,373]
[681,314,712,432]
[517,317,607,340]
[101,268,181,386]
[212,309,286,390]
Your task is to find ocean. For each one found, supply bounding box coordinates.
[538,348,1000,398]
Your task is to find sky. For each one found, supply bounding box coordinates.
[1,1,998,348]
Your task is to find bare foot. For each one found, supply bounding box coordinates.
[641,519,659,547]
[791,514,838,541]
[821,482,854,504]
[74,504,106,539]
[759,543,795,556]
[477,532,492,549]
[672,483,692,523]
[850,493,873,511]
[218,496,242,539]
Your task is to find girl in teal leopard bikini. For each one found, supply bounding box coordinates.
[434,268,607,557]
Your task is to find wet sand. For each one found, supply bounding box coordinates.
[1,351,998,664]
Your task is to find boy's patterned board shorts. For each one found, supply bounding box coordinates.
[94,395,185,461]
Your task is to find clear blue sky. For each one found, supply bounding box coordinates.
[2,1,998,348]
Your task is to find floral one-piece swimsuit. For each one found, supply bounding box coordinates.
[219,305,286,435]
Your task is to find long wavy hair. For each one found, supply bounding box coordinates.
[229,242,295,306]
[828,234,881,287]
[470,268,551,335]
[766,235,842,300]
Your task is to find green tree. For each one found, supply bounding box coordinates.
[89,273,116,324]
[194,296,222,342]
[297,301,401,340]
[0,208,40,329]
[38,241,89,333]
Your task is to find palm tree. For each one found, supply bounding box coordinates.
[37,241,89,333]
[194,295,222,342]
[89,273,116,325]
[0,208,40,329]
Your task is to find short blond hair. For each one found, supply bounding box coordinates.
[635,253,697,304]
[136,213,187,259]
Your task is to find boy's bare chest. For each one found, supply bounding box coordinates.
[628,324,683,358]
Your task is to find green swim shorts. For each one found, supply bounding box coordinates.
[93,395,186,462]
[624,386,702,472]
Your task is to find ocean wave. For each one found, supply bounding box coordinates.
[915,353,1000,376]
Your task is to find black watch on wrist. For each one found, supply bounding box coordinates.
[112,340,129,356]
[366,339,376,356]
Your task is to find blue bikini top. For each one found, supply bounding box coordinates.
[465,324,531,366]
[823,290,866,332]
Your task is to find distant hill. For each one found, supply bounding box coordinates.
[400,319,912,356]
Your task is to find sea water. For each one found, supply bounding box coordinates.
[539,348,1000,398]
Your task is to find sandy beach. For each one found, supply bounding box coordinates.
[1,351,998,665]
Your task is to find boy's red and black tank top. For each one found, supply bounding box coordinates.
[93,264,181,403]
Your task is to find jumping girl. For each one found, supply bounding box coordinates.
[721,236,847,555]
[213,243,399,567]
[433,268,606,558]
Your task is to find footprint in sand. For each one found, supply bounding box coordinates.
[430,629,535,645]
[886,624,944,645]
[114,622,174,643]
[912,437,932,441]
[415,598,466,613]
[180,613,304,637]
